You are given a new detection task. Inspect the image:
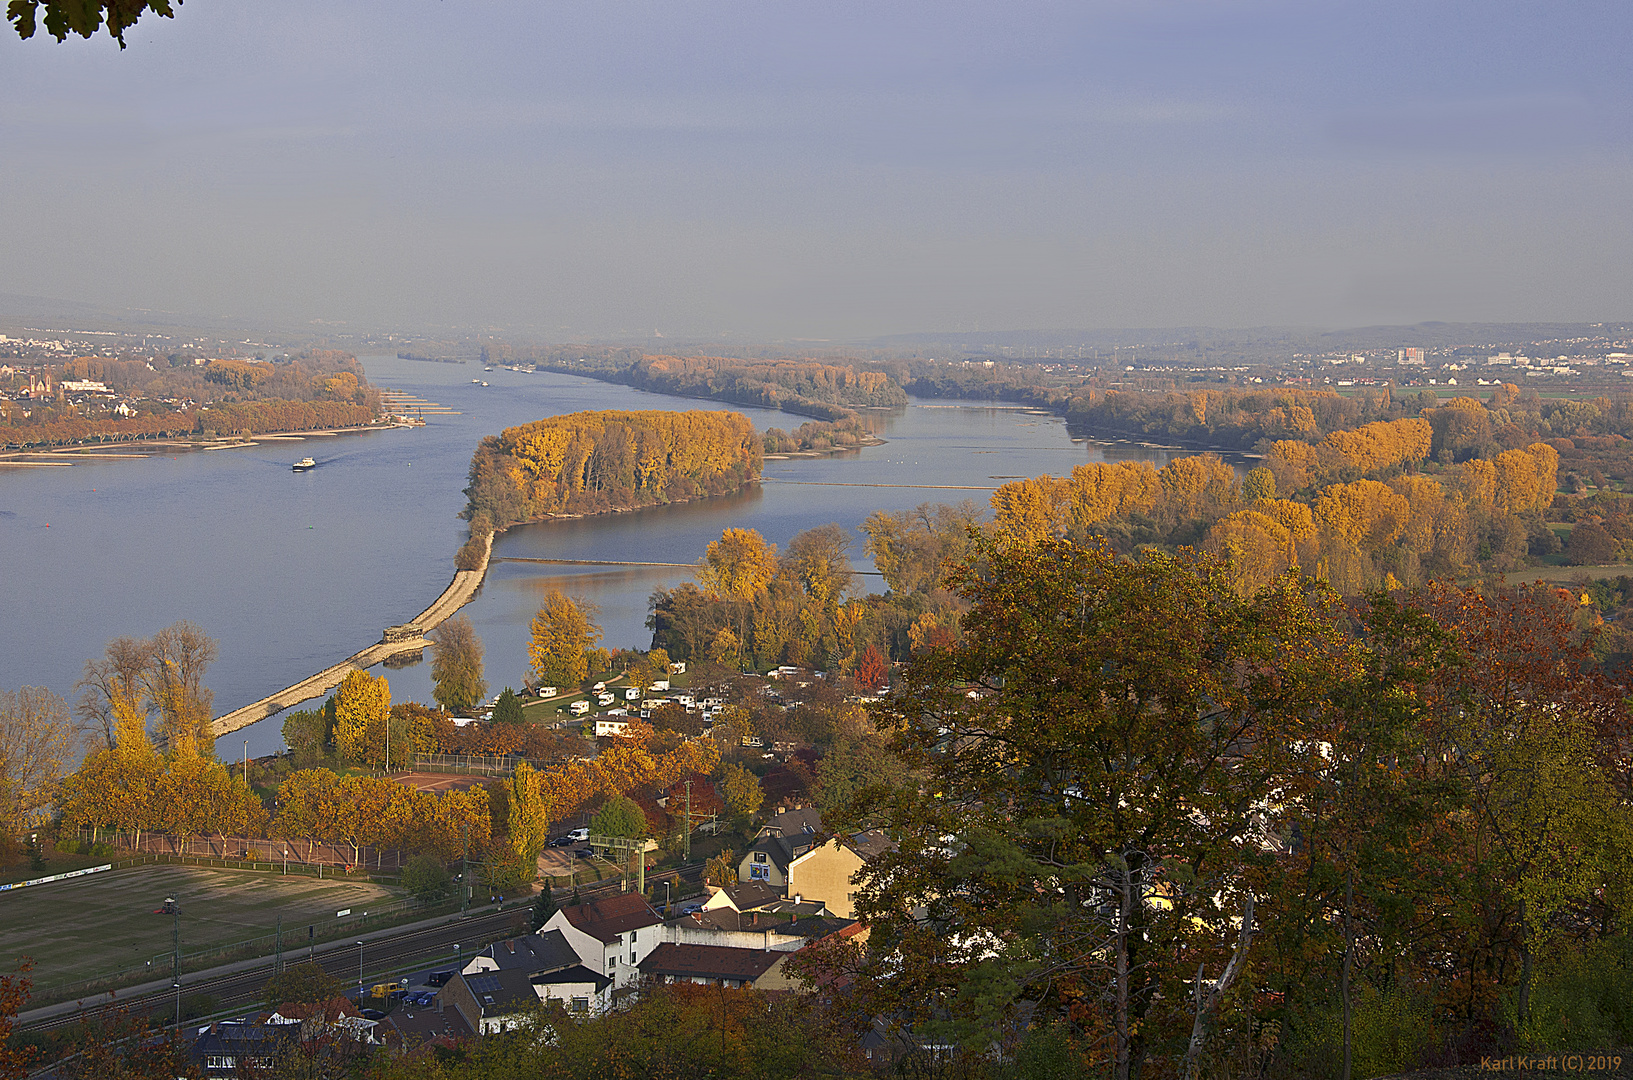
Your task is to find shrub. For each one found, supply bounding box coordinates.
[401,852,452,902]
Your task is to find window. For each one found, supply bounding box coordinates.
[753,852,767,863]
[609,954,617,966]
[630,951,636,964]
[630,930,637,943]
[570,997,589,1013]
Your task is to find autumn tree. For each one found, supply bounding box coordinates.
[0,688,77,837]
[145,621,218,755]
[430,615,487,713]
[332,670,390,766]
[506,761,550,872]
[698,527,779,600]
[529,589,603,688]
[74,635,152,752]
[719,763,765,827]
[853,643,888,692]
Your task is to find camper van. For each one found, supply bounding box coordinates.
[568,700,590,716]
[596,692,616,707]
[624,686,642,701]
[537,686,558,699]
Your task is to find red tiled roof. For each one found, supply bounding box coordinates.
[561,892,662,943]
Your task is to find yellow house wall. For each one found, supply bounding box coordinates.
[786,841,866,920]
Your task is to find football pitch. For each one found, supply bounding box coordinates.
[0,864,403,991]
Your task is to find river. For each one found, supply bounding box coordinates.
[0,355,1206,758]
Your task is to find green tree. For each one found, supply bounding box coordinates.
[7,0,175,47]
[528,590,602,688]
[531,889,559,932]
[262,961,345,1010]
[698,527,779,600]
[281,707,331,767]
[811,733,905,822]
[492,687,524,725]
[401,852,451,902]
[430,615,487,713]
[848,536,1351,1077]
[1242,465,1277,502]
[591,794,646,839]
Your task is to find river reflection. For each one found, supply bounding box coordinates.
[0,354,1223,758]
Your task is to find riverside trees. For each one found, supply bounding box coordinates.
[73,621,218,755]
[529,590,603,688]
[430,615,486,713]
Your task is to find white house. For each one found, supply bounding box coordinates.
[538,893,665,994]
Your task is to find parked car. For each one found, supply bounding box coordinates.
[676,899,706,916]
[566,827,589,842]
[548,836,574,848]
[426,970,455,987]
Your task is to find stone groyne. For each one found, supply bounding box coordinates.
[209,532,492,739]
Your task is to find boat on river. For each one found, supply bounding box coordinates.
[292,457,316,471]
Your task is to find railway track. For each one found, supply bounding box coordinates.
[23,863,703,1036]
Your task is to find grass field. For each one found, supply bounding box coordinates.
[0,864,403,990]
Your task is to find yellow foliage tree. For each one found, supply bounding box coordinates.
[529,590,602,688]
[991,476,1068,545]
[333,670,390,765]
[1312,479,1411,553]
[1203,510,1296,596]
[697,528,778,600]
[1156,454,1237,522]
[1065,461,1161,531]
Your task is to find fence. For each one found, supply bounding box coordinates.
[80,829,407,872]
[411,752,525,776]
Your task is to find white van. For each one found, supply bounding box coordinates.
[537,686,558,699]
[624,687,642,701]
[568,700,590,716]
[648,680,670,692]
[566,827,589,842]
[596,692,616,707]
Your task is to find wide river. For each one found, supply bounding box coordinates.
[0,356,1206,758]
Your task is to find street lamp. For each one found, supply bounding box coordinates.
[161,895,180,1028]
[663,880,671,915]
[283,847,289,876]
[357,941,365,1003]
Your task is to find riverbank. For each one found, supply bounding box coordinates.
[0,418,420,467]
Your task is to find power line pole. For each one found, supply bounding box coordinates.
[275,916,283,976]
[684,779,693,861]
[461,822,469,917]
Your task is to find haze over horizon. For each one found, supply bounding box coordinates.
[3,1,1631,342]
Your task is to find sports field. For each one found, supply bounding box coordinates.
[0,864,402,990]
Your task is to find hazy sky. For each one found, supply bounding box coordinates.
[2,0,1630,340]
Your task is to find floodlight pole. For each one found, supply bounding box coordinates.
[684,780,693,861]
[169,896,180,1028]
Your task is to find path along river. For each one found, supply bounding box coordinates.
[0,355,1210,758]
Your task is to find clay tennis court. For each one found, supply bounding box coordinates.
[393,771,491,793]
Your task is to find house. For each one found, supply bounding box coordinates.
[737,805,823,887]
[460,930,614,1016]
[377,1001,472,1052]
[702,881,785,913]
[637,942,795,989]
[786,829,895,919]
[538,892,665,994]
[443,969,540,1035]
[190,1016,303,1078]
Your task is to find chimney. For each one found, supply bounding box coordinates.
[505,940,515,954]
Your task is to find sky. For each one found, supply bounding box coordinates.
[1,0,1630,341]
